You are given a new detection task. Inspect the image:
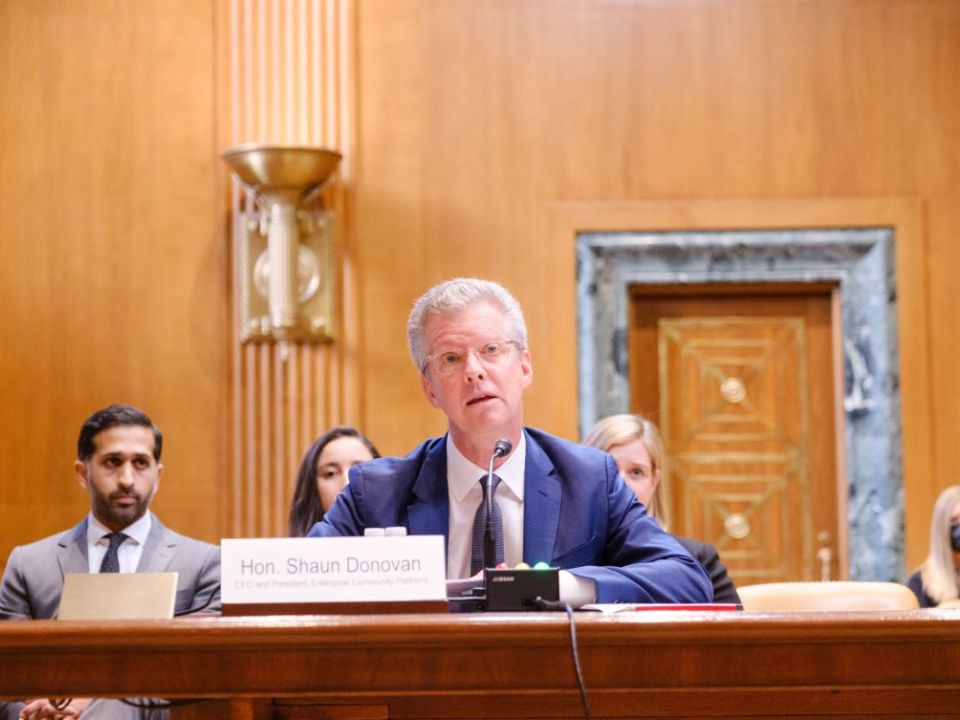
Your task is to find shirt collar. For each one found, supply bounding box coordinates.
[447,431,526,503]
[86,511,152,547]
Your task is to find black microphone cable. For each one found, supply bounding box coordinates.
[49,581,221,619]
[119,697,209,709]
[533,598,592,720]
[172,585,221,617]
[46,588,221,716]
[120,694,212,720]
[113,587,222,713]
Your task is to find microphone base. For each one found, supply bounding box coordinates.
[483,567,560,611]
[447,593,486,613]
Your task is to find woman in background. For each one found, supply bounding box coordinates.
[288,426,380,537]
[907,485,960,607]
[583,413,741,604]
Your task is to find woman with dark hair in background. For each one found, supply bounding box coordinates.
[583,413,741,604]
[907,485,960,608]
[288,426,380,537]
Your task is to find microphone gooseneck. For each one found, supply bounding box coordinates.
[483,438,513,572]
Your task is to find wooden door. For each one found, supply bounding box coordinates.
[629,283,843,584]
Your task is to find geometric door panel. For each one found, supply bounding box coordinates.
[629,285,841,586]
[660,317,812,582]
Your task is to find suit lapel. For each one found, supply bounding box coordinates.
[137,514,176,572]
[406,437,450,542]
[522,431,561,565]
[57,520,90,576]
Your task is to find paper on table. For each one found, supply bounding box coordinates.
[582,603,741,613]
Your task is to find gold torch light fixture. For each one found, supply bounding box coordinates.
[223,143,342,343]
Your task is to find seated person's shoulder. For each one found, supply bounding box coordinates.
[525,427,613,468]
[351,436,446,485]
[673,535,711,561]
[168,530,219,554]
[6,527,81,564]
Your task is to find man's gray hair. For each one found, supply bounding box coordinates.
[407,278,528,372]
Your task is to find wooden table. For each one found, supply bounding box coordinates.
[2,610,960,719]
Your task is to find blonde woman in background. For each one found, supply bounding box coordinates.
[583,413,741,604]
[907,485,960,607]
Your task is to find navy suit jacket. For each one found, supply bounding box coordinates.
[308,428,712,604]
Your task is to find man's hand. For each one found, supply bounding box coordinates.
[19,698,92,720]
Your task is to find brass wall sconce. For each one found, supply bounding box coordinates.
[223,144,342,343]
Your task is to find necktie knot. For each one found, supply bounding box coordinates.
[481,474,502,499]
[99,532,128,573]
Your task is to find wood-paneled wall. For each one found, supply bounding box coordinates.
[1,0,957,572]
[351,0,958,569]
[219,0,358,538]
[0,0,225,562]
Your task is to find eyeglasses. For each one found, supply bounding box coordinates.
[423,340,520,376]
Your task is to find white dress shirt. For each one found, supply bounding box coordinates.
[444,433,596,607]
[446,433,526,579]
[86,512,151,573]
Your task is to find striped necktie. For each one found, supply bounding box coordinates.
[470,475,504,575]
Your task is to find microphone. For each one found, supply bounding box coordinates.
[484,438,513,572]
[492,438,512,460]
[477,435,559,612]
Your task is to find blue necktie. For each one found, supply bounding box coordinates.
[99,533,128,573]
[470,475,504,575]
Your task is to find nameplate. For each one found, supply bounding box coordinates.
[220,536,447,605]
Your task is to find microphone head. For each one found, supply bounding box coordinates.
[493,438,513,457]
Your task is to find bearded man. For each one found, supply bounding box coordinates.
[0,404,220,720]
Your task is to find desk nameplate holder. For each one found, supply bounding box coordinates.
[221,536,448,616]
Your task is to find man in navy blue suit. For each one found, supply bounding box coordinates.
[309,278,711,605]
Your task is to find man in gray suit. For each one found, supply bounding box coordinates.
[0,404,221,720]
